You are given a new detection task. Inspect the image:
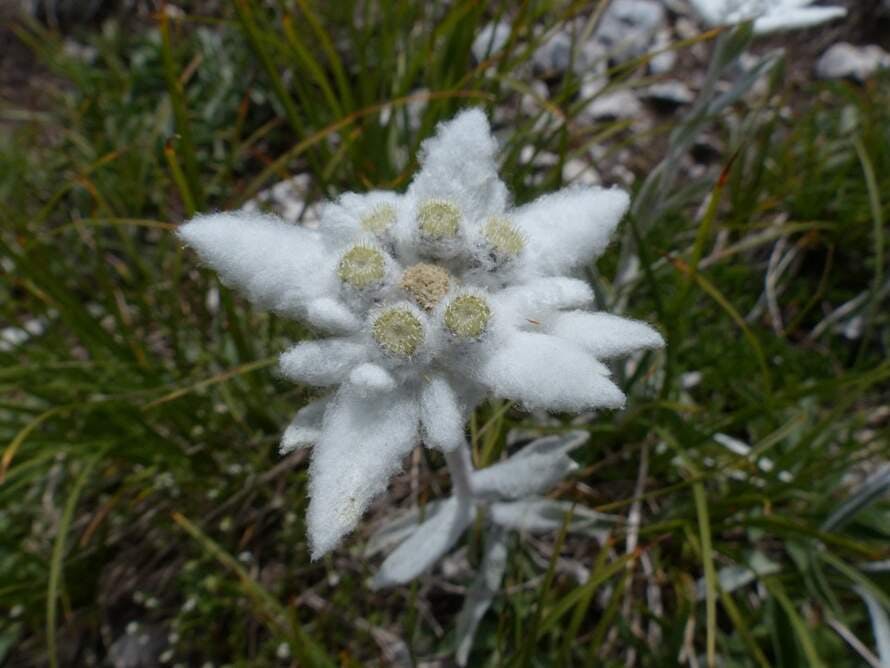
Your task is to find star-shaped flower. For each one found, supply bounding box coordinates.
[179,110,663,558]
[689,0,846,34]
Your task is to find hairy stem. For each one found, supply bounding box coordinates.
[445,442,475,502]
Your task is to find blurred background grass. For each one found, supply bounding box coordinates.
[1,1,888,666]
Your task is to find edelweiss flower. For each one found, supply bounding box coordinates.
[689,0,846,34]
[179,110,662,559]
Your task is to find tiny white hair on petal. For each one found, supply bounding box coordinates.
[308,388,421,559]
[279,339,366,387]
[478,331,625,412]
[371,496,473,588]
[280,395,332,454]
[548,311,664,359]
[407,108,508,219]
[178,212,335,316]
[494,277,594,322]
[348,362,397,395]
[513,187,629,276]
[419,375,465,452]
[305,297,362,334]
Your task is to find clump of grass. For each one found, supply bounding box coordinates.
[1,2,888,666]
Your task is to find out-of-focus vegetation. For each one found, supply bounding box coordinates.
[1,1,888,665]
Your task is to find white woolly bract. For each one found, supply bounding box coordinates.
[477,331,625,412]
[348,362,397,394]
[512,187,628,276]
[419,375,465,452]
[280,396,330,454]
[278,339,366,387]
[370,496,473,588]
[305,297,361,334]
[494,277,594,322]
[407,109,508,219]
[177,213,334,316]
[308,388,420,559]
[548,311,664,359]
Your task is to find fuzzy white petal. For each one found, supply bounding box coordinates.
[548,311,664,359]
[371,496,473,588]
[308,388,420,559]
[348,362,397,394]
[280,396,331,454]
[305,298,361,334]
[478,332,625,412]
[178,212,334,316]
[420,375,465,452]
[495,277,594,320]
[279,339,366,387]
[408,109,508,217]
[513,187,629,275]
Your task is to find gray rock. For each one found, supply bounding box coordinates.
[562,159,601,186]
[594,0,665,64]
[472,22,512,62]
[816,43,890,82]
[532,30,574,74]
[648,29,678,74]
[582,89,643,120]
[643,80,694,105]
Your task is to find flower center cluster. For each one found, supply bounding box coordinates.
[400,263,451,311]
[335,197,522,359]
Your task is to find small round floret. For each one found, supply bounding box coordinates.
[444,294,491,338]
[360,204,397,235]
[338,246,385,288]
[417,199,460,239]
[372,307,425,357]
[483,216,524,256]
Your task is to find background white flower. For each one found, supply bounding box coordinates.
[689,0,846,34]
[179,109,663,559]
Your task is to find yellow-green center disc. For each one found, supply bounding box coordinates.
[372,308,424,356]
[444,294,491,338]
